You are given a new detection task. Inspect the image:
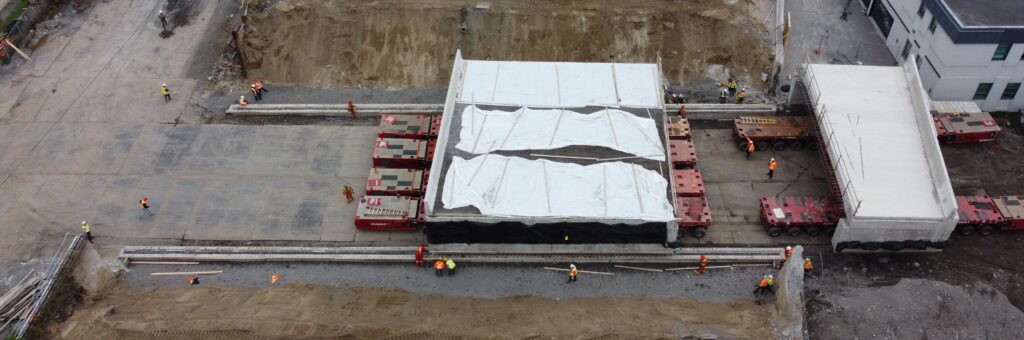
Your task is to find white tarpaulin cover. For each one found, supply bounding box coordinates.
[455,105,666,160]
[458,61,661,107]
[441,155,675,221]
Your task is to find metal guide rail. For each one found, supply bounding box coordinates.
[120,246,784,263]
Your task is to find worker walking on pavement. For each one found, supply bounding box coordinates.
[81,221,92,243]
[567,264,578,283]
[342,184,355,203]
[446,257,456,276]
[746,137,755,160]
[719,88,728,104]
[161,84,171,102]
[766,274,775,296]
[767,158,777,180]
[239,95,249,106]
[250,84,262,101]
[255,79,269,95]
[753,275,769,303]
[415,244,425,267]
[140,196,153,217]
[696,255,708,274]
[158,11,168,31]
[187,276,200,285]
[434,258,445,277]
[737,89,746,104]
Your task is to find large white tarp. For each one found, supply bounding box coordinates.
[441,155,675,221]
[455,105,666,160]
[458,61,661,107]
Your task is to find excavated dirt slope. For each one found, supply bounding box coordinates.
[241,0,774,88]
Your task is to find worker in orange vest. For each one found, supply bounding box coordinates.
[753,275,769,302]
[239,95,249,106]
[784,246,793,261]
[696,255,708,274]
[140,196,153,217]
[434,258,446,277]
[767,158,777,180]
[678,103,687,117]
[254,79,269,95]
[567,264,578,283]
[187,276,199,285]
[342,184,355,203]
[250,84,262,101]
[746,137,755,160]
[804,258,814,274]
[414,244,425,267]
[737,89,746,104]
[348,100,357,119]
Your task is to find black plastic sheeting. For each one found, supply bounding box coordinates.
[424,221,668,244]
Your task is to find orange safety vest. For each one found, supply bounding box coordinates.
[140,199,148,209]
[700,258,708,267]
[747,140,755,152]
[240,98,249,106]
[570,267,578,277]
[804,259,814,270]
[738,91,746,98]
[769,160,777,170]
[434,260,445,270]
[758,278,769,288]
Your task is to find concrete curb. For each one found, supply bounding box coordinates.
[224,103,779,120]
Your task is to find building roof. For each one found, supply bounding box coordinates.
[424,51,674,224]
[942,0,1024,27]
[803,63,957,221]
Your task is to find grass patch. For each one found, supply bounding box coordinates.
[23,277,83,340]
[1,0,31,34]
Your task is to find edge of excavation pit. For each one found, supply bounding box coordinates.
[774,245,807,340]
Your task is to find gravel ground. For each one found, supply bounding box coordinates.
[123,262,776,302]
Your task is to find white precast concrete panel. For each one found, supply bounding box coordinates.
[455,106,665,160]
[441,155,675,221]
[806,64,945,219]
[457,60,661,107]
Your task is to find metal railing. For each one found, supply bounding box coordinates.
[800,65,863,216]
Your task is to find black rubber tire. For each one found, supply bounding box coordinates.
[882,241,905,251]
[773,141,787,151]
[789,140,804,150]
[862,242,881,251]
[767,227,783,237]
[930,241,949,249]
[786,227,802,237]
[756,141,770,151]
[806,226,822,237]
[977,224,994,236]
[909,240,928,250]
[691,228,706,239]
[738,141,750,151]
[957,225,974,236]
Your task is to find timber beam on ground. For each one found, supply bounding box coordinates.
[225,103,777,118]
[120,245,784,264]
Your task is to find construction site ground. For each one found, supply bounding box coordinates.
[0,0,1022,338]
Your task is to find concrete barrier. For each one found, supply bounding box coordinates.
[774,245,806,339]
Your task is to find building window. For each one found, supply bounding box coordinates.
[992,43,1012,61]
[1001,83,1021,100]
[973,83,993,100]
[928,17,937,33]
[901,41,912,61]
[917,1,926,17]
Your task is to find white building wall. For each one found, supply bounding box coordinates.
[870,0,1024,111]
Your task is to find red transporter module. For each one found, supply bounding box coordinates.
[760,196,843,237]
[932,112,1001,144]
[669,139,697,169]
[676,197,711,238]
[378,115,433,139]
[953,195,1024,235]
[671,169,705,197]
[354,195,420,231]
[366,168,424,197]
[429,115,443,137]
[667,116,691,140]
[732,116,815,151]
[373,138,430,169]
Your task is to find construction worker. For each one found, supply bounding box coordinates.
[158,10,167,31]
[737,89,746,104]
[696,255,708,274]
[767,158,777,180]
[160,84,171,102]
[670,93,678,104]
[254,79,269,95]
[187,276,199,285]
[567,264,578,283]
[746,139,756,159]
[678,103,686,117]
[446,257,456,276]
[753,275,769,301]
[415,244,425,267]
[250,84,262,101]
[766,274,775,296]
[804,258,814,274]
[719,88,728,104]
[342,184,355,203]
[727,78,738,97]
[434,258,445,277]
[81,221,92,243]
[348,100,357,119]
[784,246,793,261]
[239,95,249,106]
[271,274,281,285]
[140,196,153,217]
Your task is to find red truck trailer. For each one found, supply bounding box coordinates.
[732,116,816,151]
[953,195,1024,235]
[932,112,1001,144]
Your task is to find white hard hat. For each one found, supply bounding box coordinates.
[81,221,86,225]
[769,275,774,279]
[786,246,792,250]
[162,83,167,87]
[771,157,776,161]
[251,84,256,87]
[570,264,576,268]
[240,96,245,99]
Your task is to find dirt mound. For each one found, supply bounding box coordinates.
[808,278,1024,339]
[57,284,773,339]
[240,0,773,89]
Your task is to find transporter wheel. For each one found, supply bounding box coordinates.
[767,227,783,237]
[773,141,787,151]
[882,241,905,251]
[977,224,994,236]
[690,228,706,239]
[908,240,928,250]
[737,141,750,151]
[789,140,805,150]
[756,141,770,151]
[825,226,836,235]
[806,226,822,237]
[957,225,974,236]
[786,227,802,237]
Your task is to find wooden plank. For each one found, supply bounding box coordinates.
[614,265,663,272]
[150,271,223,276]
